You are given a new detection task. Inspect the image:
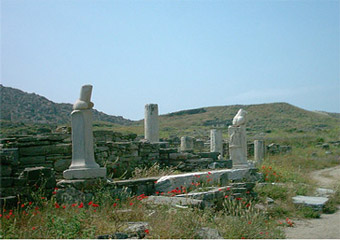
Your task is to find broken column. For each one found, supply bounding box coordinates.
[210,129,223,156]
[180,136,194,152]
[254,140,265,165]
[228,109,248,166]
[63,85,106,179]
[144,104,159,143]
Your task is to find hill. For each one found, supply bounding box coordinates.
[111,103,340,140]
[0,84,132,125]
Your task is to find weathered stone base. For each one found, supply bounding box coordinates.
[63,167,106,179]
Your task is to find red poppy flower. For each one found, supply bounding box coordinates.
[21,204,25,208]
[156,191,159,195]
[92,204,99,207]
[113,203,117,207]
[32,227,36,230]
[52,191,57,195]
[41,197,45,200]
[88,201,93,206]
[55,203,60,208]
[62,206,66,209]
[225,195,229,198]
[35,206,39,210]
[129,202,133,206]
[144,229,149,234]
[71,203,77,207]
[248,221,251,224]
[78,202,84,208]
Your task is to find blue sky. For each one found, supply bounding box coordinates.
[1,0,339,120]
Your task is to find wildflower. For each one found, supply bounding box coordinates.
[248,221,251,224]
[21,203,25,208]
[129,202,133,206]
[88,201,93,206]
[144,229,150,234]
[262,166,265,169]
[5,215,10,219]
[154,181,157,184]
[156,191,159,195]
[62,206,66,209]
[241,237,245,239]
[246,203,251,208]
[35,206,39,210]
[113,203,117,207]
[92,204,99,207]
[54,187,59,190]
[265,178,269,181]
[236,197,242,200]
[225,195,229,198]
[52,191,57,195]
[246,191,250,194]
[41,197,45,200]
[116,198,120,201]
[0,214,2,217]
[160,192,164,195]
[55,203,60,209]
[32,227,36,230]
[94,210,97,212]
[278,221,282,225]
[227,187,230,191]
[218,188,222,191]
[208,171,211,175]
[71,203,77,207]
[259,232,263,235]
[78,202,84,208]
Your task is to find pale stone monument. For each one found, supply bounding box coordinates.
[63,85,106,179]
[254,140,265,165]
[228,109,248,166]
[144,104,159,143]
[210,129,223,156]
[180,136,194,152]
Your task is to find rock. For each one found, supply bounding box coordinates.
[0,165,12,177]
[19,144,71,156]
[0,196,18,208]
[292,195,329,211]
[19,156,46,165]
[142,196,210,209]
[315,188,335,197]
[266,197,274,204]
[56,187,86,204]
[155,169,253,193]
[198,152,220,160]
[54,159,71,172]
[19,166,56,189]
[125,222,149,238]
[322,143,330,150]
[97,233,130,239]
[196,227,223,239]
[0,148,19,165]
[325,151,332,155]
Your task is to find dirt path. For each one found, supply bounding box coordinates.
[285,165,340,239]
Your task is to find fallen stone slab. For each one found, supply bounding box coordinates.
[155,168,253,193]
[196,227,224,239]
[315,188,335,197]
[176,186,231,201]
[292,195,329,211]
[141,195,211,209]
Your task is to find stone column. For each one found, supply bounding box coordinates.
[210,129,223,156]
[180,136,194,152]
[254,140,265,165]
[228,109,248,166]
[144,104,159,143]
[63,85,106,179]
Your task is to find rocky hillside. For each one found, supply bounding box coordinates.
[0,85,132,125]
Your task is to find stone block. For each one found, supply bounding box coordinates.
[0,165,12,177]
[0,196,18,208]
[19,156,46,165]
[57,179,105,190]
[63,167,106,179]
[19,144,72,156]
[196,227,223,239]
[198,152,220,160]
[0,148,19,165]
[0,177,14,187]
[19,167,56,189]
[142,196,211,209]
[292,195,329,211]
[54,159,71,172]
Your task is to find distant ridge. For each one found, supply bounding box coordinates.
[0,84,132,125]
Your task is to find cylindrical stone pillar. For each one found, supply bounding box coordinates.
[144,104,159,143]
[254,140,265,164]
[210,129,223,155]
[180,136,194,152]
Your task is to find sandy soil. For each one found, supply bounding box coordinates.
[284,165,340,239]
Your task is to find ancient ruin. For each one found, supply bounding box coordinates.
[63,85,106,179]
[228,109,248,166]
[144,104,159,143]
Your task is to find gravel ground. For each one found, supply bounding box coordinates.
[285,165,340,239]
